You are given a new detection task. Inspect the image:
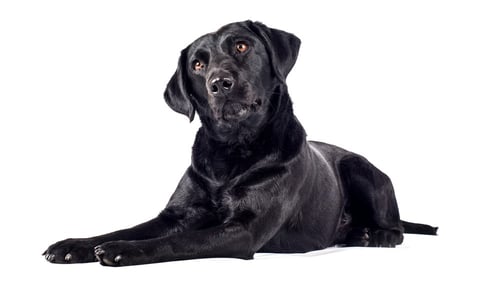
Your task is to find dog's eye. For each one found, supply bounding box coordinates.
[193,60,205,71]
[235,42,249,53]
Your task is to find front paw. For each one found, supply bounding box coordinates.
[43,238,98,264]
[94,241,147,267]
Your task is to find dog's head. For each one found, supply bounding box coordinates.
[164,21,300,139]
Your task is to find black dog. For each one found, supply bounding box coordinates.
[44,21,437,266]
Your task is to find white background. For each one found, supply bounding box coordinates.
[1,0,499,280]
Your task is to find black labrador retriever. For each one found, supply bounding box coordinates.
[44,21,437,266]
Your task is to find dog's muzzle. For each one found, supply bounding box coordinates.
[220,99,262,122]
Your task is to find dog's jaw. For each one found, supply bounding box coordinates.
[220,99,262,122]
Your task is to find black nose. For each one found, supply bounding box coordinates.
[209,77,234,95]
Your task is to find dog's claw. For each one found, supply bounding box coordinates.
[114,255,122,263]
[94,246,105,257]
[45,254,55,262]
[64,253,72,262]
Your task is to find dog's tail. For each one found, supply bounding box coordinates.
[401,220,438,235]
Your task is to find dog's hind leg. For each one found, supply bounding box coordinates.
[338,156,403,247]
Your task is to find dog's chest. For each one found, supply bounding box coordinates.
[203,177,258,224]
[203,184,236,222]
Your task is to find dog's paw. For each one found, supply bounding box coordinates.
[343,227,403,248]
[368,229,403,247]
[343,227,370,247]
[43,238,98,264]
[94,241,147,267]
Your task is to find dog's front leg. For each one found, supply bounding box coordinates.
[95,181,292,266]
[43,213,185,264]
[95,223,257,266]
[44,169,212,264]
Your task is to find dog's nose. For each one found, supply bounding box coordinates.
[209,77,234,96]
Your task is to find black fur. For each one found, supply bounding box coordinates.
[44,21,437,267]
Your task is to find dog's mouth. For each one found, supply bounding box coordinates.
[221,99,262,121]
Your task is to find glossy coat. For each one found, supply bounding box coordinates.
[44,21,437,266]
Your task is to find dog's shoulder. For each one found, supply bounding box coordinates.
[308,140,353,157]
[307,140,364,166]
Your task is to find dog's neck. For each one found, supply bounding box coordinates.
[192,91,306,182]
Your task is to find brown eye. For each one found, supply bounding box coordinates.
[236,42,248,53]
[193,60,204,71]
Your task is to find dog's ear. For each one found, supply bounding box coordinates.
[247,21,301,82]
[164,47,195,122]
